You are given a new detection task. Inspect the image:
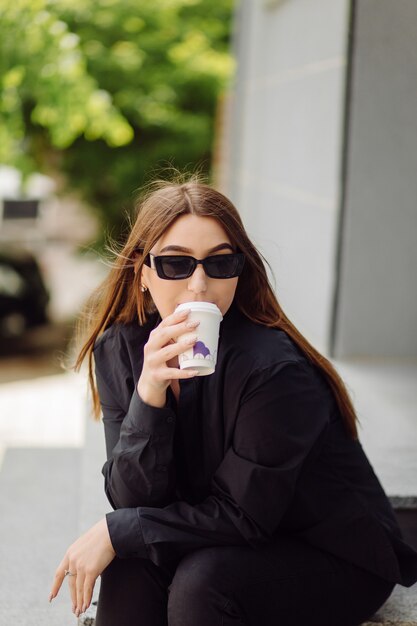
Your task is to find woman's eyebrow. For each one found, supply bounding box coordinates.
[158,243,234,254]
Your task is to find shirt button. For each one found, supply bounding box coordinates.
[166,416,174,424]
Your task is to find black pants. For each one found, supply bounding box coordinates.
[95,536,395,626]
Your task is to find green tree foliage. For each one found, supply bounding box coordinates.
[0,0,133,170]
[0,0,234,237]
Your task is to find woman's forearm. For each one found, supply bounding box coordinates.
[103,388,177,508]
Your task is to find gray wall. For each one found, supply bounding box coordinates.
[227,0,417,358]
[227,0,350,354]
[334,0,417,357]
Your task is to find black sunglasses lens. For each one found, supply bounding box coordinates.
[157,256,194,279]
[153,254,244,279]
[204,254,243,278]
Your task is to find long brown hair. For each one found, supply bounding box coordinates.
[74,173,358,439]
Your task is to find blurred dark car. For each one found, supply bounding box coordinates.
[0,247,50,338]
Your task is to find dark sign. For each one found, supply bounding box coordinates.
[2,199,39,220]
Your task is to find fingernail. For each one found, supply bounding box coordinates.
[186,320,199,328]
[186,334,197,343]
[72,604,76,613]
[48,592,54,603]
[178,308,190,315]
[75,609,80,617]
[187,370,199,376]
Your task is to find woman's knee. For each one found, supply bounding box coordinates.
[167,547,241,626]
[96,557,172,626]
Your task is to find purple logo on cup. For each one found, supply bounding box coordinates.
[193,341,210,359]
[180,340,214,363]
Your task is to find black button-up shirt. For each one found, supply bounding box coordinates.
[93,303,417,586]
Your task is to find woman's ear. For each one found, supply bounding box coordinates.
[133,253,148,290]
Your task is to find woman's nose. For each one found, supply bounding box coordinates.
[187,264,207,294]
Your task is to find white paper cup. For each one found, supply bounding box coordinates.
[175,302,223,376]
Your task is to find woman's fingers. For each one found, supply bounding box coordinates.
[144,336,199,384]
[143,321,199,369]
[49,553,73,601]
[158,334,198,362]
[159,367,199,380]
[74,572,94,616]
[148,323,199,352]
[68,570,77,613]
[150,308,190,341]
[49,518,115,617]
[82,576,95,613]
[49,564,66,601]
[148,313,200,350]
[75,574,84,616]
[158,307,190,328]
[138,310,200,401]
[50,564,86,617]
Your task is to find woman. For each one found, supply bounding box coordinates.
[50,177,417,626]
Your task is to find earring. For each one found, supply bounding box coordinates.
[141,285,148,292]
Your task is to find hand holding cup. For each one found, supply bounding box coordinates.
[137,308,200,407]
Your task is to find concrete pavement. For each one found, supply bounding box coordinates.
[335,357,417,498]
[0,371,110,626]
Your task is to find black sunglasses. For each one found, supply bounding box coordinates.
[141,252,245,280]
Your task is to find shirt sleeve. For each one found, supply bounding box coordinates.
[94,343,178,510]
[105,361,331,566]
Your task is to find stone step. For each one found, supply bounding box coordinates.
[362,583,417,625]
[390,498,417,552]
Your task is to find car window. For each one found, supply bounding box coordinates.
[0,263,26,297]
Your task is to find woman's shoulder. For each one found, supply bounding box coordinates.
[94,320,140,349]
[221,305,307,370]
[93,313,159,359]
[221,307,336,409]
[93,313,159,392]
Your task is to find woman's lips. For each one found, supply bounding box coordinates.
[177,300,216,306]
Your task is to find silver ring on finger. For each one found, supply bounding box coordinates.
[64,569,76,577]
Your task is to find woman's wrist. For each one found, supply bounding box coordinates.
[137,379,166,408]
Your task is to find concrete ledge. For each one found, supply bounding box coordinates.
[363,622,417,625]
[389,497,417,509]
[361,584,417,625]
